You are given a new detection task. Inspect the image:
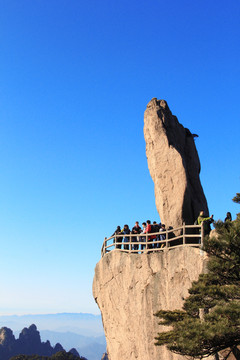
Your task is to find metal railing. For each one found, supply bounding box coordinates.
[101,224,204,257]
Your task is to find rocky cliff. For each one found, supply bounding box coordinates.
[93,247,208,360]
[144,98,208,228]
[93,99,210,360]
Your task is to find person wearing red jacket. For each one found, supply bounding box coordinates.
[146,220,156,249]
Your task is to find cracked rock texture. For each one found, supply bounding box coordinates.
[144,98,209,228]
[93,247,208,360]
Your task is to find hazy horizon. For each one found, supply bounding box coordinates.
[0,311,101,317]
[0,312,104,337]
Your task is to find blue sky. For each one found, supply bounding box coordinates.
[0,0,239,315]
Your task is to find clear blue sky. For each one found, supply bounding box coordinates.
[0,0,239,315]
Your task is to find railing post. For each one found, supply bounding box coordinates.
[183,223,185,245]
[115,234,117,249]
[201,223,204,248]
[129,234,132,252]
[104,237,106,255]
[166,228,169,248]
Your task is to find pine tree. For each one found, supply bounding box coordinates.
[155,194,240,359]
[233,193,240,205]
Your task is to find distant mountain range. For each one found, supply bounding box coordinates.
[39,331,106,360]
[0,313,106,360]
[0,324,85,360]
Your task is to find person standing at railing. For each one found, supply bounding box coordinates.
[152,221,160,248]
[159,224,166,248]
[131,221,142,251]
[122,224,131,250]
[225,212,232,222]
[160,224,166,240]
[197,211,214,236]
[140,222,147,250]
[146,220,155,249]
[112,225,123,249]
[224,212,232,230]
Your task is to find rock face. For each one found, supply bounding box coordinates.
[144,98,208,228]
[93,247,208,360]
[92,99,212,360]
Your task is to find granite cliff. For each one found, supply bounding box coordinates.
[93,248,208,360]
[93,99,210,360]
[144,98,208,228]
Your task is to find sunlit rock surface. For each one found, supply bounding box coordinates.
[144,98,208,228]
[93,248,208,360]
[93,99,212,360]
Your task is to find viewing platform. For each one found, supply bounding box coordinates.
[101,224,204,257]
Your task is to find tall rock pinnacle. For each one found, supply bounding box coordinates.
[144,98,208,228]
[92,99,212,360]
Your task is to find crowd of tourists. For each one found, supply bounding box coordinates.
[110,211,233,252]
[111,220,166,251]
